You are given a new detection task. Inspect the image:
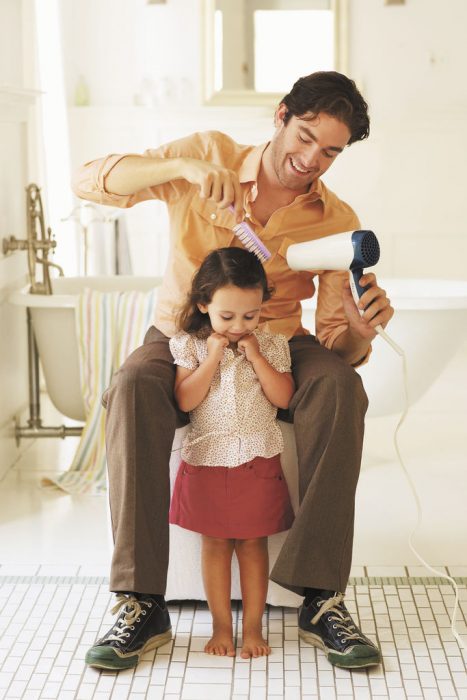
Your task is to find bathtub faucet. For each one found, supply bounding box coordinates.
[2,183,64,294]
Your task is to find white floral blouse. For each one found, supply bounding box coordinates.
[169,329,292,467]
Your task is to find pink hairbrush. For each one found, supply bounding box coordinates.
[228,205,271,263]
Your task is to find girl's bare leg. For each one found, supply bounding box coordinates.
[201,535,236,656]
[234,537,271,658]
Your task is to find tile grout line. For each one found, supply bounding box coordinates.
[40,579,88,699]
[179,599,194,700]
[438,582,465,698]
[431,581,459,700]
[365,583,387,697]
[394,582,416,700]
[70,581,103,700]
[25,581,58,698]
[354,585,374,696]
[412,581,432,696]
[0,578,36,692]
[1,574,467,586]
[231,600,239,700]
[421,582,447,698]
[53,581,99,700]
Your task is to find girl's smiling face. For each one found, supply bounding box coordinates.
[198,285,263,342]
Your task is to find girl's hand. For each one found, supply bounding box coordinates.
[342,273,394,339]
[206,332,229,362]
[237,333,261,362]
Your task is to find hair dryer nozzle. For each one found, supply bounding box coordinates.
[351,230,380,269]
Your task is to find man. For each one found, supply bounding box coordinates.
[73,71,393,671]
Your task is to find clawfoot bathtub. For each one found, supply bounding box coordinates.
[9,276,467,604]
[10,276,467,420]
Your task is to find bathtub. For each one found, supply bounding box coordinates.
[9,276,161,422]
[9,276,467,420]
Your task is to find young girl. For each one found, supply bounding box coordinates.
[168,247,295,659]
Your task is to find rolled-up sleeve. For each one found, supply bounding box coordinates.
[71,153,139,207]
[71,132,214,209]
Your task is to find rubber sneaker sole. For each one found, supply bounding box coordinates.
[298,628,381,669]
[85,628,172,670]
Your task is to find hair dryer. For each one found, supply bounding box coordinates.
[287,230,402,354]
[287,229,379,308]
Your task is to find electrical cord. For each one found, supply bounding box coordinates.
[376,327,466,651]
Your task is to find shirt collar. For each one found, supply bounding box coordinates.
[239,141,326,206]
[302,177,326,205]
[238,142,267,185]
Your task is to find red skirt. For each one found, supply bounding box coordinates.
[169,454,294,539]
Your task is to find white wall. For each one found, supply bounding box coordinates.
[327,0,467,278]
[0,0,41,475]
[59,0,467,279]
[61,0,200,108]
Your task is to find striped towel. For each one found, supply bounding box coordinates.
[43,287,158,494]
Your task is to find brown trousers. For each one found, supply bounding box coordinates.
[105,327,368,597]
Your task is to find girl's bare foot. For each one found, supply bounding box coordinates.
[204,626,236,656]
[240,630,271,658]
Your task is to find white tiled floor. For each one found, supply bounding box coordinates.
[1,342,466,698]
[0,578,466,699]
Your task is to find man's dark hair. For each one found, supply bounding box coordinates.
[280,71,370,145]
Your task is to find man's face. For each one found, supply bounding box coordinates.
[268,106,351,193]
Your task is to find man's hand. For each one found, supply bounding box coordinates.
[237,333,261,362]
[206,332,229,362]
[342,273,394,340]
[180,158,243,222]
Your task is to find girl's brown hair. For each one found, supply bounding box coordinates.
[177,247,273,335]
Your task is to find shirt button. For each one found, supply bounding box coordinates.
[210,213,217,220]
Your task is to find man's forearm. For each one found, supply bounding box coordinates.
[105,155,186,196]
[332,327,372,366]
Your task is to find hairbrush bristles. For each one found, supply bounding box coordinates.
[228,206,271,263]
[232,222,270,263]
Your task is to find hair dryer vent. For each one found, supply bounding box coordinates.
[355,230,380,268]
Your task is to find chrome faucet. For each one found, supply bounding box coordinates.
[2,183,64,293]
[4,184,81,443]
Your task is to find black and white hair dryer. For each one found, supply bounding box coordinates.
[287,229,379,311]
[287,230,402,354]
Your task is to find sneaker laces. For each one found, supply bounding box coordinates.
[106,594,153,645]
[310,593,364,643]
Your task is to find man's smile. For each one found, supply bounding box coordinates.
[289,157,315,175]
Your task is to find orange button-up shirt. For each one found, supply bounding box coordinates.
[72,130,361,350]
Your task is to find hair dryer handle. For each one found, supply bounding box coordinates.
[349,268,371,314]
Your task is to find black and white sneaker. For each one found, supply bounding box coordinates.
[85,593,172,670]
[298,591,381,669]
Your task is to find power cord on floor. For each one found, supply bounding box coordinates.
[377,328,466,651]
